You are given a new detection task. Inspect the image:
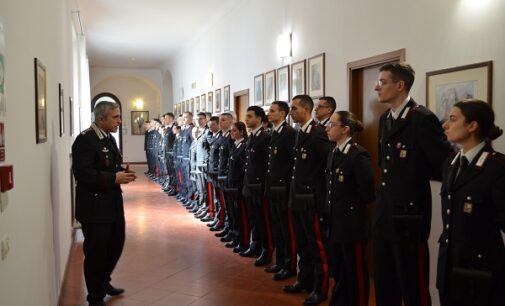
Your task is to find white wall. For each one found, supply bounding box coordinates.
[90,69,162,162]
[165,0,505,304]
[0,0,77,305]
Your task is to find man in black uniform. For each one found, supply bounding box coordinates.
[200,116,221,222]
[314,96,336,128]
[373,63,453,306]
[284,95,332,306]
[241,106,272,266]
[72,101,136,306]
[178,112,194,205]
[264,101,297,280]
[162,113,176,193]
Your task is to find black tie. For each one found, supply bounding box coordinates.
[386,114,394,131]
[457,156,469,178]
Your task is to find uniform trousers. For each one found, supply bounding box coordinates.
[373,238,431,306]
[81,222,125,304]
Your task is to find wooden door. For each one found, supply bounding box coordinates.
[234,89,249,123]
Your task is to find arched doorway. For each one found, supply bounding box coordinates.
[91,92,123,153]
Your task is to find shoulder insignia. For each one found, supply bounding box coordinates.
[475,151,489,168]
[450,152,461,166]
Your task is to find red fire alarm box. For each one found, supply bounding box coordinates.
[0,164,13,192]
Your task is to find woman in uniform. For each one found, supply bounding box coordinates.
[226,121,249,253]
[438,99,505,306]
[325,111,374,306]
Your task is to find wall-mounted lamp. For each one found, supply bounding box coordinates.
[277,33,292,59]
[134,98,144,110]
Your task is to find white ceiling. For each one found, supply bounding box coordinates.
[77,0,240,69]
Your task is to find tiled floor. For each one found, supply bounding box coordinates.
[59,165,374,306]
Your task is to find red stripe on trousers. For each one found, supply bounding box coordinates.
[287,208,297,272]
[207,182,214,217]
[313,213,329,293]
[217,188,226,226]
[355,243,366,306]
[418,242,429,306]
[240,199,250,246]
[262,200,274,255]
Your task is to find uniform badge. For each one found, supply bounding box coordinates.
[302,153,307,159]
[400,150,407,158]
[338,175,344,183]
[463,202,473,214]
[102,147,110,153]
[274,148,278,155]
[396,142,402,149]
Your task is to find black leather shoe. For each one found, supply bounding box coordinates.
[239,248,261,258]
[264,264,282,273]
[233,245,248,253]
[220,236,232,243]
[89,301,106,306]
[206,219,218,227]
[209,225,223,232]
[225,240,239,248]
[303,292,327,306]
[214,229,229,238]
[273,269,296,281]
[106,285,125,296]
[283,282,313,293]
[254,253,271,267]
[201,216,214,222]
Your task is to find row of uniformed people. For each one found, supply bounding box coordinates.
[145,62,504,306]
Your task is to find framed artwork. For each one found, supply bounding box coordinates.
[276,65,290,102]
[190,98,194,114]
[426,61,492,122]
[308,53,325,98]
[215,88,222,113]
[200,94,206,112]
[264,70,276,105]
[34,58,47,144]
[223,85,230,111]
[208,91,213,113]
[254,73,264,106]
[69,96,74,136]
[195,96,200,113]
[58,83,64,137]
[291,59,306,97]
[131,111,149,135]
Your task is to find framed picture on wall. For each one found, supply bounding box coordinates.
[200,94,206,112]
[131,111,149,135]
[426,61,492,123]
[223,85,230,111]
[195,96,200,113]
[34,58,47,144]
[291,59,306,98]
[58,83,64,137]
[254,74,264,106]
[308,53,325,98]
[190,98,194,114]
[264,70,276,105]
[208,91,213,113]
[277,65,290,102]
[215,88,222,113]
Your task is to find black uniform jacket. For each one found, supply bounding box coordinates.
[376,99,453,241]
[264,122,296,197]
[326,141,374,243]
[227,139,247,190]
[242,128,271,197]
[436,144,505,290]
[72,123,125,224]
[218,131,234,179]
[180,124,194,158]
[290,120,332,214]
[165,124,176,153]
[208,131,222,175]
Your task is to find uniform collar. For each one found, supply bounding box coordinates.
[319,117,331,127]
[461,141,486,165]
[91,122,109,140]
[336,137,352,153]
[251,125,262,136]
[272,120,286,133]
[234,138,244,146]
[300,119,313,133]
[389,96,411,120]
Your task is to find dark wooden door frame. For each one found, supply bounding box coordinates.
[347,49,406,118]
[91,92,123,153]
[233,88,249,121]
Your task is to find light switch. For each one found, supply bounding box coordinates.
[1,235,10,260]
[0,191,7,213]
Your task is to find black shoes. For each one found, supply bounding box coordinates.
[264,264,282,273]
[88,301,106,306]
[106,285,125,296]
[254,252,271,267]
[233,245,248,253]
[214,229,229,237]
[239,248,261,258]
[225,240,239,248]
[283,282,313,293]
[273,268,296,281]
[303,292,327,306]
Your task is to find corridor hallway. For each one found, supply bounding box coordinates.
[58,165,334,306]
